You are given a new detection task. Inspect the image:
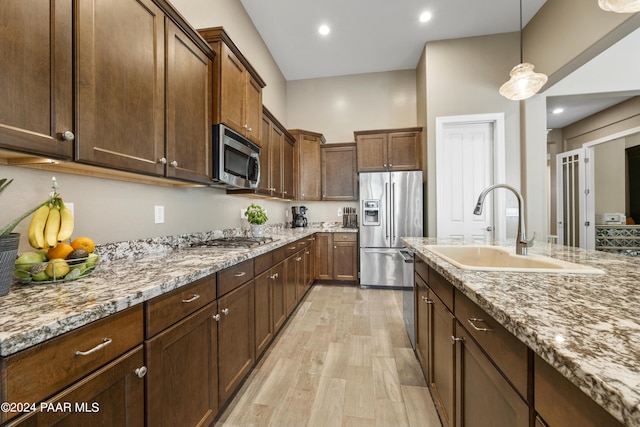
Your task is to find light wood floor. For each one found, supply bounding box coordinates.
[215,284,442,427]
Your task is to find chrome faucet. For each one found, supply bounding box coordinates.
[473,184,535,255]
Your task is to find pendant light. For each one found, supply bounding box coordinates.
[499,0,548,100]
[598,0,640,13]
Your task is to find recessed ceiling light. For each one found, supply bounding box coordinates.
[318,24,330,36]
[419,11,432,23]
[552,108,564,114]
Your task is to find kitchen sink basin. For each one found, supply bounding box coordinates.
[424,245,604,274]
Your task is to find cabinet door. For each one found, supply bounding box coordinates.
[282,137,295,199]
[294,250,306,302]
[431,293,456,427]
[297,134,322,200]
[257,115,272,195]
[314,233,333,280]
[0,0,73,159]
[219,44,245,135]
[455,325,529,427]
[271,262,287,332]
[146,304,218,427]
[284,255,299,316]
[218,281,255,405]
[356,133,388,172]
[254,269,273,358]
[415,274,431,380]
[304,236,315,287]
[7,347,145,427]
[270,124,284,196]
[321,144,358,201]
[75,0,165,175]
[165,20,212,184]
[245,75,262,146]
[333,241,357,281]
[388,131,421,171]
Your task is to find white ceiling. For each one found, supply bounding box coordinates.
[238,0,638,129]
[240,0,547,81]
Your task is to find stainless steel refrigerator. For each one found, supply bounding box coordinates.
[359,171,423,288]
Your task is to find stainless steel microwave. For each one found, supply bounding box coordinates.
[212,124,260,189]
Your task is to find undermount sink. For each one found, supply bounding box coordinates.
[424,245,604,274]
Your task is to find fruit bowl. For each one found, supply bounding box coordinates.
[14,253,99,284]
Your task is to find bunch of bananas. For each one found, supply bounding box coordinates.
[27,198,74,249]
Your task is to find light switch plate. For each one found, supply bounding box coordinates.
[154,205,165,224]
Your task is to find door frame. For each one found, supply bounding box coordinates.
[435,113,506,241]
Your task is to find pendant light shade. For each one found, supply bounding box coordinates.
[499,63,548,101]
[499,0,548,100]
[598,0,640,13]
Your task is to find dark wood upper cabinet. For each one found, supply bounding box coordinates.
[199,27,265,147]
[321,143,357,201]
[165,20,212,183]
[0,0,74,159]
[75,0,166,175]
[290,129,326,201]
[355,127,422,172]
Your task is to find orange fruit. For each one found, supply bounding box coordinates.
[71,237,95,253]
[47,243,74,261]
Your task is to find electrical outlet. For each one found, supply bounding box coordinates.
[285,208,289,218]
[65,202,74,217]
[241,208,247,219]
[337,207,343,217]
[154,205,165,224]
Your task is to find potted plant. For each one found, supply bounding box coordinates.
[244,203,268,238]
[0,178,55,296]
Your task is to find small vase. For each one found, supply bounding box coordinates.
[0,233,20,296]
[250,224,264,238]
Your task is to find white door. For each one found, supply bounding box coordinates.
[556,148,587,248]
[436,120,498,242]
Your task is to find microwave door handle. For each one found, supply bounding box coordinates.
[247,152,260,185]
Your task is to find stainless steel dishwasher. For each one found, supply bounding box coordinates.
[399,249,415,349]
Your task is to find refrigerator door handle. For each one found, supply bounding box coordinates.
[385,182,390,241]
[391,181,396,241]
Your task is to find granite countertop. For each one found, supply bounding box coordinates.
[0,226,357,357]
[402,237,640,426]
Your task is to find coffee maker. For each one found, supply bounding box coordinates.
[291,206,308,228]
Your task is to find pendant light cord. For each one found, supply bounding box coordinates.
[519,0,523,64]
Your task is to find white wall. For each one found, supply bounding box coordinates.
[286,70,417,142]
[594,138,626,215]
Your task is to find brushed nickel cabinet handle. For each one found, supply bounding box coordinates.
[182,294,200,303]
[467,317,493,333]
[234,271,246,277]
[213,314,221,321]
[170,160,178,167]
[61,130,75,141]
[135,366,147,378]
[451,336,464,344]
[75,337,112,356]
[222,308,229,315]
[158,157,167,164]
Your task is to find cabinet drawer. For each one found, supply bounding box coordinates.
[428,266,453,311]
[455,290,528,397]
[284,241,300,258]
[3,305,143,406]
[145,274,217,337]
[334,232,357,242]
[297,239,310,249]
[218,259,254,296]
[254,251,273,275]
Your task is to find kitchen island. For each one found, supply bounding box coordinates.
[402,237,640,426]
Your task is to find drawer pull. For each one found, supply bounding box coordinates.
[213,314,221,321]
[421,296,434,304]
[288,246,296,250]
[234,271,247,277]
[222,308,229,315]
[295,257,302,261]
[75,337,112,356]
[135,366,148,378]
[181,294,200,303]
[467,317,493,333]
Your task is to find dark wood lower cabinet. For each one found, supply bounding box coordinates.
[455,325,529,427]
[7,346,145,427]
[284,253,299,316]
[431,293,456,427]
[271,262,286,332]
[415,273,431,380]
[333,240,357,281]
[217,280,255,405]
[254,269,274,358]
[146,304,218,427]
